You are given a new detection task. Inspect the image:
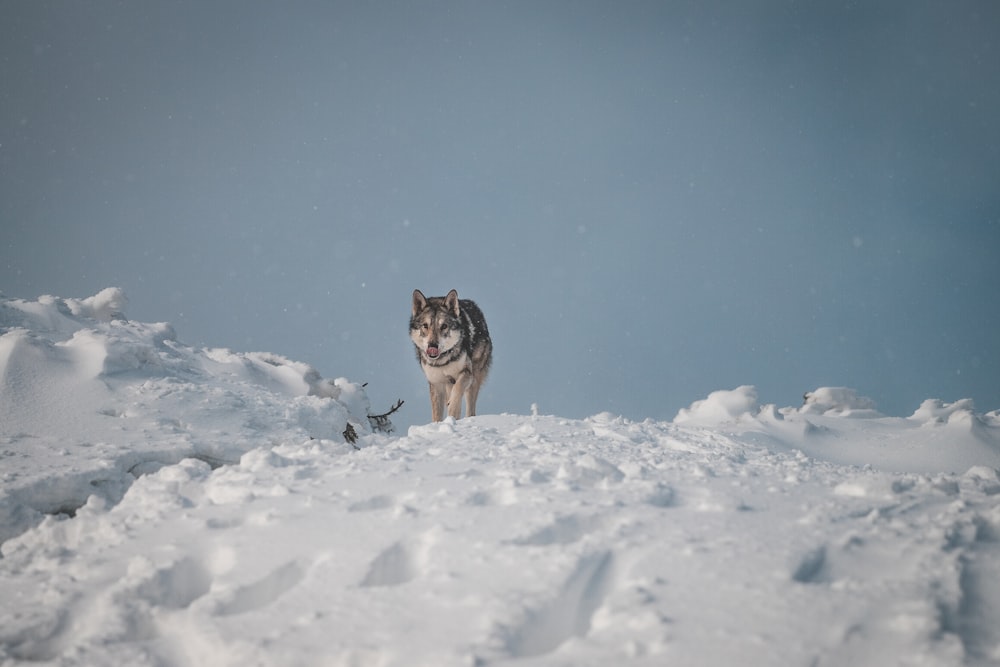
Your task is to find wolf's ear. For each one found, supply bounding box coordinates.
[412,289,427,315]
[445,289,460,316]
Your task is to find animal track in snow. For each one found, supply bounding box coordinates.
[464,490,493,506]
[133,555,213,610]
[214,560,306,616]
[505,550,617,657]
[791,545,829,584]
[511,514,604,547]
[642,481,677,508]
[944,516,1000,660]
[360,540,425,588]
[347,494,395,512]
[464,483,519,507]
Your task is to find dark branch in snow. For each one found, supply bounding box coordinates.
[368,399,404,435]
[343,422,360,449]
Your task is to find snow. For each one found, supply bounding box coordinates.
[2,290,1000,666]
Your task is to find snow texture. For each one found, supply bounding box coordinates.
[2,290,1000,666]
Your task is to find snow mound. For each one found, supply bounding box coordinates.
[62,286,129,322]
[912,398,977,424]
[800,386,881,417]
[673,385,760,424]
[0,289,374,544]
[673,386,1000,474]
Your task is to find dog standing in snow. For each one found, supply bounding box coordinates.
[410,289,492,422]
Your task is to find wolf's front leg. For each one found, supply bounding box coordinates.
[429,382,448,422]
[447,371,471,420]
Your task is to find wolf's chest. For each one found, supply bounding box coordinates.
[421,353,469,384]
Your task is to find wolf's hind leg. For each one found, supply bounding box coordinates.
[465,378,482,417]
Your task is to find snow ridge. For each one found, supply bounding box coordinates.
[0,290,371,544]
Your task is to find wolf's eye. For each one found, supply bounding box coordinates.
[440,324,449,333]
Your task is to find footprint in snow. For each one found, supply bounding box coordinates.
[347,494,395,512]
[503,550,617,658]
[791,545,830,584]
[213,560,307,616]
[359,534,434,588]
[464,483,519,507]
[132,555,213,610]
[510,514,605,547]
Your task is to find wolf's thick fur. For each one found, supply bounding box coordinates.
[410,289,492,422]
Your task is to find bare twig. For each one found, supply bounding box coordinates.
[368,399,404,435]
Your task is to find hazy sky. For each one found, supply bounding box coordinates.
[3,1,999,431]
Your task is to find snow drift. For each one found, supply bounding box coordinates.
[2,289,1000,666]
[0,288,371,544]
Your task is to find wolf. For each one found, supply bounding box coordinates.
[410,289,492,422]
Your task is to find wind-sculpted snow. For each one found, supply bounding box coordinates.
[673,384,1000,475]
[2,290,1000,666]
[0,289,369,544]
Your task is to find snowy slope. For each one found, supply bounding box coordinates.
[2,290,1000,666]
[0,288,371,544]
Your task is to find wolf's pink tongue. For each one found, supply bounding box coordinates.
[427,347,440,358]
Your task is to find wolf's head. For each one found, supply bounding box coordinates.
[410,289,464,363]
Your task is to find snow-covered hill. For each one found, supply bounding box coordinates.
[2,290,999,666]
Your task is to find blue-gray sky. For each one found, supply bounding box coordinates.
[3,1,999,430]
